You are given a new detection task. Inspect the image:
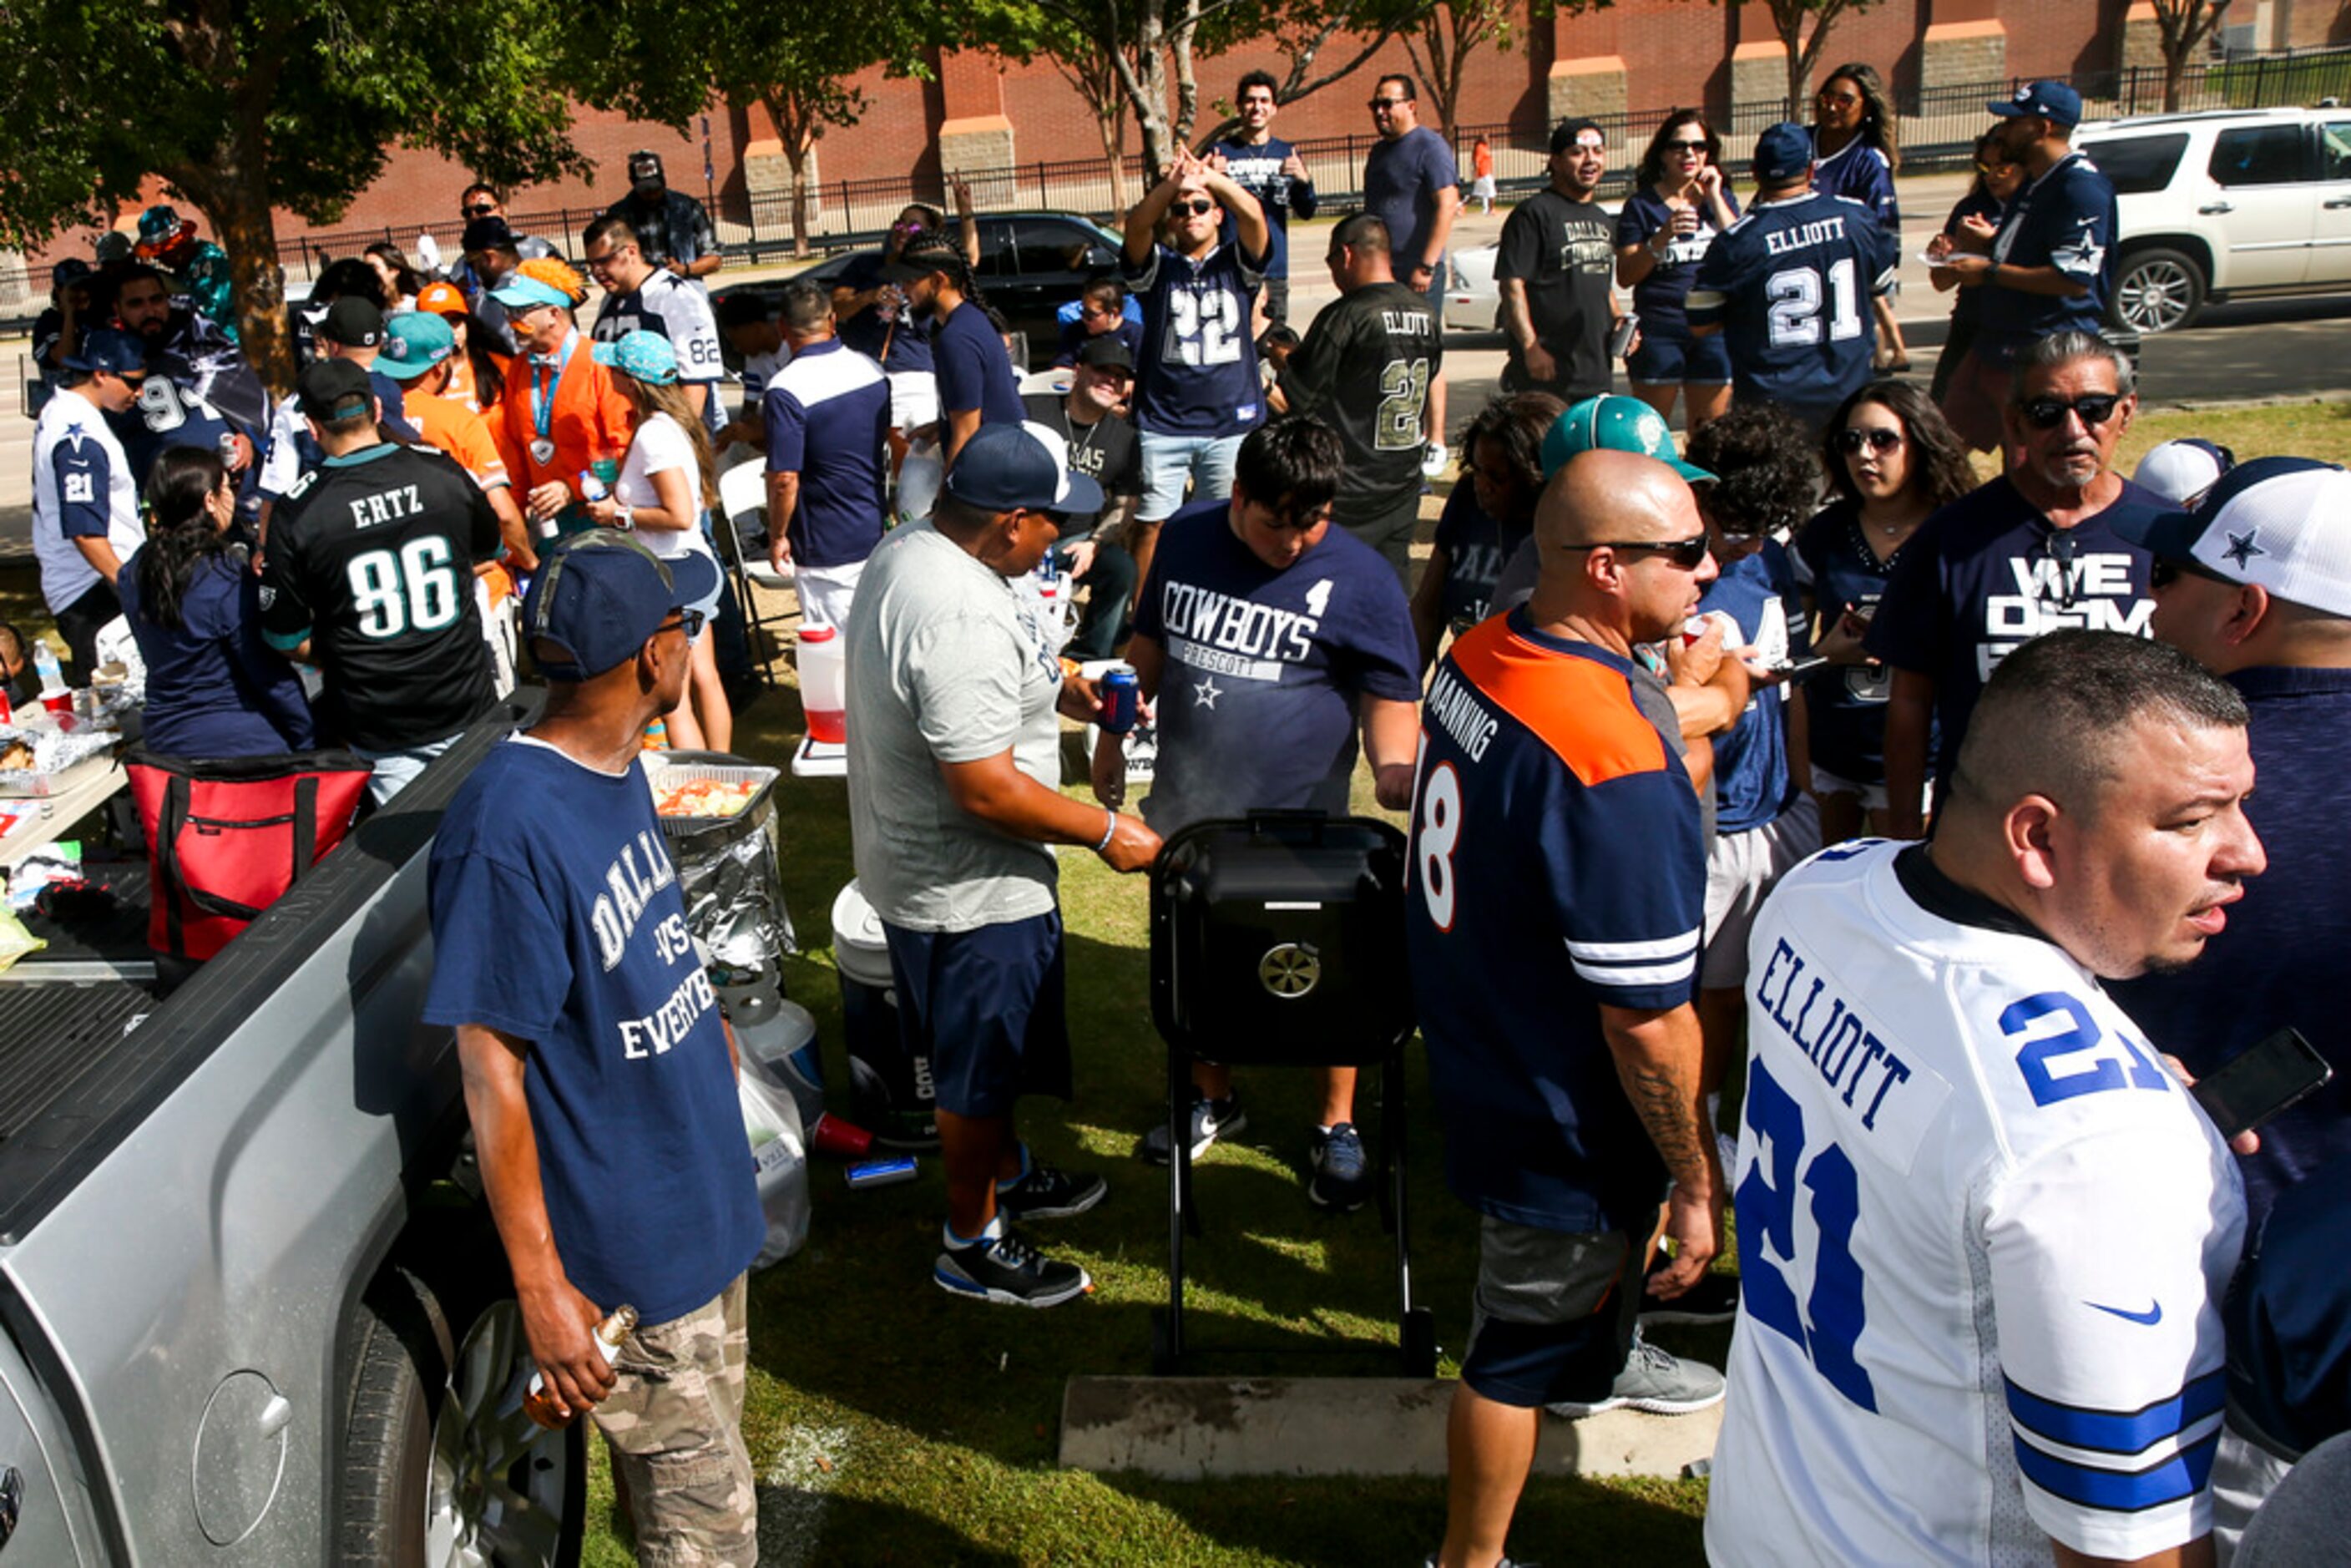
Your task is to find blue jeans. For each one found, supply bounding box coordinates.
[1138,431,1245,524]
[354,732,463,807]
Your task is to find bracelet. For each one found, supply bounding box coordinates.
[1094,808,1117,853]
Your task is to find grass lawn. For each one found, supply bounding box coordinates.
[5,393,2346,1565]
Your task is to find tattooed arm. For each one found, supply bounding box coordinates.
[1600,1001,1724,1299]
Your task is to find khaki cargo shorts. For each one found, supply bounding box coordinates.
[593,1272,758,1566]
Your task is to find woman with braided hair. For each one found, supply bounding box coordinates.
[890,236,1024,468]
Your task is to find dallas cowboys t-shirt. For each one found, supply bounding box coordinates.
[1865,474,2159,783]
[1207,135,1317,281]
[1790,498,1917,787]
[1432,484,1529,631]
[1976,152,2118,359]
[1135,498,1419,833]
[1615,185,1740,340]
[423,737,763,1325]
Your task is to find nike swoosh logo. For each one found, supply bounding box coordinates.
[2086,1300,2162,1326]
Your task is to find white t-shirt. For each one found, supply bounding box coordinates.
[615,411,711,564]
[31,391,144,609]
[1706,839,2245,1567]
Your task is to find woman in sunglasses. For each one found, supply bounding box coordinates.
[1926,132,2025,404]
[1810,63,1910,373]
[582,330,731,751]
[1792,381,1974,842]
[1616,109,1740,427]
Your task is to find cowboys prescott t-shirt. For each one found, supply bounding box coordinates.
[1686,190,1896,417]
[1615,185,1741,340]
[1123,241,1267,438]
[1496,188,1618,397]
[1135,498,1418,832]
[1865,474,2159,785]
[1696,544,1807,834]
[423,737,763,1326]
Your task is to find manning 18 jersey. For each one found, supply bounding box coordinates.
[1685,190,1896,415]
[1706,839,2246,1568]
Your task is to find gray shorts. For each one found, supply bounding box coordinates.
[1701,793,1822,989]
[1459,1216,1639,1408]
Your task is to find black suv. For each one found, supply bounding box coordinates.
[713,210,1124,369]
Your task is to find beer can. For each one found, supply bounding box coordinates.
[1100,663,1140,735]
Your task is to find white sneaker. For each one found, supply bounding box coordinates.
[1421,441,1451,479]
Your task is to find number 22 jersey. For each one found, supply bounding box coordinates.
[1123,240,1266,439]
[260,443,502,752]
[1707,840,2245,1567]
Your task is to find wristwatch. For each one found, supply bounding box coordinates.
[615,503,635,532]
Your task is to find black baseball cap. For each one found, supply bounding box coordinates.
[1076,335,1135,373]
[1551,118,1606,154]
[629,150,665,185]
[321,296,384,348]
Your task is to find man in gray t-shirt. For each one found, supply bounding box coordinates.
[843,422,1160,1309]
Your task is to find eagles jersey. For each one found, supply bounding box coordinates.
[594,272,726,395]
[1707,840,2245,1567]
[1135,498,1418,834]
[260,443,501,752]
[1407,612,1706,1232]
[1277,281,1441,525]
[1686,191,1896,415]
[1123,241,1266,438]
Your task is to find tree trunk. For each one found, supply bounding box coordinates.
[786,138,814,260]
[2162,48,2187,111]
[176,139,291,392]
[1787,37,1809,122]
[1096,99,1132,215]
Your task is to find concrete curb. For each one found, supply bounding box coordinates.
[1058,1376,1720,1480]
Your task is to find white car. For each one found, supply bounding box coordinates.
[2079,106,2351,333]
[1443,243,1503,332]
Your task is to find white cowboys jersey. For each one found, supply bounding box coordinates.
[1706,839,2245,1567]
[593,271,726,394]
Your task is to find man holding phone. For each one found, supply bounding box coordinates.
[1708,630,2264,1568]
[2116,456,2351,1223]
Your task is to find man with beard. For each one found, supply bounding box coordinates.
[1499,119,1632,405]
[1867,330,2160,838]
[108,264,271,529]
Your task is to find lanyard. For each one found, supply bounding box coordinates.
[530,332,576,445]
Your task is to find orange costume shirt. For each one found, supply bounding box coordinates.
[488,328,635,504]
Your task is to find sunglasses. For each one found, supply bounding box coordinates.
[1666,139,1710,152]
[2150,555,2237,590]
[2018,393,2122,429]
[1835,427,1904,453]
[1369,98,1409,110]
[463,203,498,216]
[1174,199,1216,216]
[1564,534,1711,569]
[583,249,627,271]
[656,609,707,639]
[1818,90,1861,106]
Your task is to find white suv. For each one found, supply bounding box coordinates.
[2076,106,2351,332]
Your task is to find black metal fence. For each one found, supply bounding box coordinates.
[12,39,2351,320]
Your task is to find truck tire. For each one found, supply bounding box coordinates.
[338,1265,584,1566]
[2109,246,2206,334]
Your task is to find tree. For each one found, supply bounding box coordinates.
[2149,0,2235,111]
[1399,0,1519,145]
[1747,0,1887,119]
[1035,23,1140,211]
[0,0,699,388]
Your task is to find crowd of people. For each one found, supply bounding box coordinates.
[19,64,2350,1568]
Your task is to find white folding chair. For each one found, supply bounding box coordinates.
[717,461,795,686]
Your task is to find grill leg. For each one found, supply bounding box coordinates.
[1165,1044,1190,1369]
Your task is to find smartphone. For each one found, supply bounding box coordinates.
[2192,1027,2333,1141]
[1609,311,1640,359]
[1778,655,1831,680]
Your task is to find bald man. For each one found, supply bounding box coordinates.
[1410,450,1729,1568]
[1708,630,2263,1568]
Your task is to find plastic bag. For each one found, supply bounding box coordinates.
[738,1059,811,1267]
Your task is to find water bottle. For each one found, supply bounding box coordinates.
[32,640,63,695]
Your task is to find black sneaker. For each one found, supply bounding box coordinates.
[1137,1092,1247,1165]
[933,1228,1092,1308]
[1641,1264,1742,1327]
[1307,1122,1372,1211]
[995,1161,1107,1222]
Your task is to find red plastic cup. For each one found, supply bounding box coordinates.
[40,691,71,717]
[810,1113,873,1159]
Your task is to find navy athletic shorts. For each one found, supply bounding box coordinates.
[880,909,1073,1119]
[1459,1216,1641,1408]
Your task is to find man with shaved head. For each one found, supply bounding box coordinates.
[1412,448,1727,1568]
[1709,629,2263,1568]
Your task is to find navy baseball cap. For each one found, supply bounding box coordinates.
[296,357,375,420]
[2116,455,2351,617]
[63,327,145,376]
[943,422,1105,516]
[1990,81,2083,128]
[523,531,725,681]
[1076,334,1135,373]
[1752,122,1814,183]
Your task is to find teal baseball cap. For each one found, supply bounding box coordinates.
[488,273,577,311]
[377,311,457,381]
[1540,395,1714,484]
[590,329,680,386]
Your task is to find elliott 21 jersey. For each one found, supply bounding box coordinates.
[1706,839,2245,1567]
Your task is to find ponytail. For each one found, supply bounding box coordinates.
[138,446,232,634]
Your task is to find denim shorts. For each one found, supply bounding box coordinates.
[1627,328,1732,387]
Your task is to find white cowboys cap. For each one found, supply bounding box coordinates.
[2116,454,2351,617]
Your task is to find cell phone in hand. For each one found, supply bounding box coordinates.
[2192,1026,2333,1142]
[1608,312,1640,359]
[1777,655,1831,680]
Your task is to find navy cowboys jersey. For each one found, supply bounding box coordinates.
[1686,191,1897,414]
